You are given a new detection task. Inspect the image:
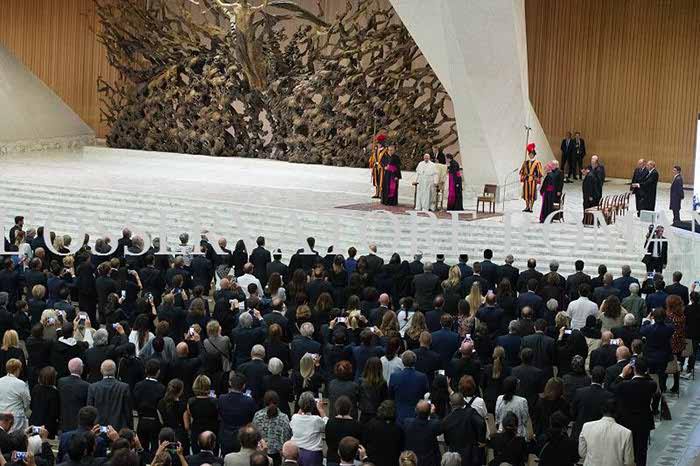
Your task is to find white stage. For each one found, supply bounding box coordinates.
[0,145,696,281]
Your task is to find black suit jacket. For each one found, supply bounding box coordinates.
[515,292,543,318]
[511,364,545,410]
[573,137,586,158]
[57,375,89,431]
[480,260,498,289]
[570,384,614,439]
[412,273,440,312]
[589,344,618,371]
[414,347,442,386]
[186,451,223,466]
[582,172,601,207]
[266,260,289,283]
[665,282,689,305]
[250,247,272,285]
[190,256,214,292]
[566,272,591,300]
[363,253,384,282]
[639,169,659,211]
[670,174,684,210]
[496,264,519,288]
[520,333,556,377]
[561,138,574,158]
[604,359,629,388]
[461,275,490,297]
[516,269,543,294]
[609,376,657,432]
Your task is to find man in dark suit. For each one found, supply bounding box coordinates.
[57,358,90,432]
[412,262,440,312]
[25,257,47,294]
[263,299,290,341]
[496,254,519,289]
[190,246,214,295]
[369,294,391,326]
[87,359,133,430]
[232,310,268,367]
[495,321,522,367]
[0,260,23,313]
[133,359,166,452]
[475,293,505,337]
[516,307,536,337]
[409,254,424,276]
[611,314,640,350]
[665,271,689,305]
[218,372,259,455]
[516,279,543,318]
[139,255,165,307]
[414,332,442,386]
[630,159,649,216]
[165,257,192,292]
[388,351,430,422]
[172,342,203,400]
[266,249,288,284]
[402,401,442,466]
[588,155,606,202]
[572,131,586,180]
[290,322,320,371]
[589,332,619,370]
[516,258,542,294]
[480,249,498,290]
[670,165,684,224]
[187,431,223,466]
[571,365,614,440]
[362,244,384,283]
[431,314,461,370]
[560,131,575,182]
[540,260,566,290]
[605,346,631,387]
[441,393,487,466]
[632,160,659,212]
[447,341,481,392]
[461,262,489,296]
[566,260,591,301]
[431,254,450,282]
[612,265,639,300]
[8,216,24,246]
[645,279,668,311]
[352,329,384,380]
[609,357,658,466]
[520,319,557,379]
[592,273,621,306]
[249,236,272,287]
[237,345,270,403]
[643,226,667,274]
[425,296,447,333]
[551,160,564,202]
[456,254,473,280]
[511,348,545,411]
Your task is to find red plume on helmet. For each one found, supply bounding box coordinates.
[376,134,387,143]
[526,143,536,153]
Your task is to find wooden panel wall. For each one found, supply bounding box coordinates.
[526,0,700,183]
[0,0,120,137]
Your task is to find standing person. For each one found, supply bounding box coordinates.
[632,160,659,212]
[432,146,446,164]
[572,131,586,179]
[560,132,575,183]
[289,392,327,466]
[446,154,463,211]
[250,237,272,288]
[381,144,402,206]
[539,164,556,223]
[0,359,30,432]
[642,226,667,274]
[588,155,605,201]
[29,366,60,438]
[578,398,634,466]
[519,143,543,213]
[582,166,600,225]
[414,153,437,212]
[670,165,684,224]
[551,160,564,202]
[631,159,648,216]
[369,135,388,199]
[87,359,133,430]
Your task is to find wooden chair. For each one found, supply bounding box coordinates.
[476,184,497,213]
[552,193,565,222]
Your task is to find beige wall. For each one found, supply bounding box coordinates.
[526,0,700,183]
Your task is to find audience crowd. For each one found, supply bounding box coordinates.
[0,216,697,466]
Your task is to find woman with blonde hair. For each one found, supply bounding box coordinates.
[0,330,26,378]
[399,450,418,466]
[184,374,218,454]
[482,345,509,413]
[379,311,400,340]
[404,311,427,350]
[291,353,323,411]
[29,284,47,325]
[466,282,483,316]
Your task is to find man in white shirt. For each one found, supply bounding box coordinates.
[0,359,30,432]
[579,399,634,466]
[237,263,262,298]
[414,153,438,211]
[567,283,598,330]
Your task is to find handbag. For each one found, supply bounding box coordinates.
[666,356,680,375]
[682,339,695,358]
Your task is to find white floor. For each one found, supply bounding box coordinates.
[0,146,696,280]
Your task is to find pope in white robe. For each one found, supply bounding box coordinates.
[414,153,438,211]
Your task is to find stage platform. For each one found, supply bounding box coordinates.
[0,145,694,279]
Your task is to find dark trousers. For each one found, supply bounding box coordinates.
[573,155,583,179]
[645,259,664,274]
[632,428,650,466]
[136,418,162,453]
[673,209,681,224]
[562,153,572,179]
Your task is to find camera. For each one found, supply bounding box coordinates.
[15,452,26,460]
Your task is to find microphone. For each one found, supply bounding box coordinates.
[524,125,532,131]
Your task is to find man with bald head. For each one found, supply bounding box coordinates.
[630,158,648,216]
[425,296,446,333]
[171,341,203,400]
[57,358,90,431]
[402,400,441,466]
[281,441,299,465]
[369,293,391,326]
[606,345,632,386]
[588,155,606,201]
[87,359,133,430]
[590,331,620,370]
[186,431,223,466]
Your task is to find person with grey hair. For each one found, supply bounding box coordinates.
[412,261,440,312]
[496,320,523,367]
[290,322,320,371]
[57,357,90,431]
[176,232,194,267]
[621,282,646,324]
[611,313,640,350]
[262,357,293,417]
[497,254,519,289]
[389,350,429,422]
[612,264,639,299]
[237,344,268,402]
[289,391,327,465]
[87,359,133,430]
[541,260,565,291]
[231,307,267,367]
[592,272,621,307]
[441,452,462,466]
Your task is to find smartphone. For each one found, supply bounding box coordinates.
[695,280,700,287]
[487,289,494,295]
[99,426,109,434]
[564,329,572,335]
[79,314,86,322]
[47,317,55,324]
[168,442,179,451]
[112,323,119,329]
[209,390,215,398]
[610,338,621,346]
[337,317,346,323]
[15,452,26,460]
[188,328,195,337]
[436,369,445,376]
[31,426,41,435]
[238,301,245,311]
[369,326,376,333]
[465,334,471,341]
[631,356,637,367]
[121,290,126,299]
[244,390,252,397]
[647,272,654,280]
[147,293,153,300]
